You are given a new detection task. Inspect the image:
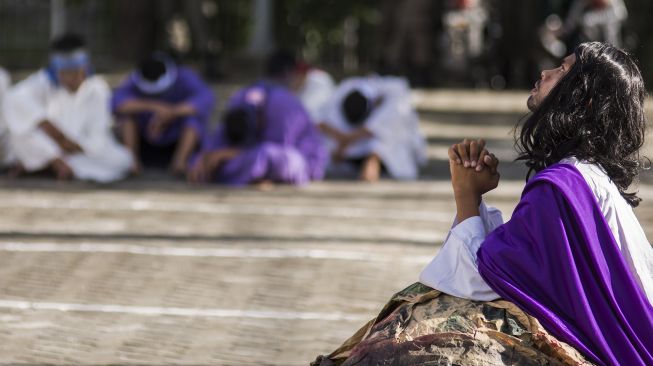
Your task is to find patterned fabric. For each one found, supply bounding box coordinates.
[312,282,592,366]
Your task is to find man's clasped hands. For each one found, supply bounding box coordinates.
[448,139,500,222]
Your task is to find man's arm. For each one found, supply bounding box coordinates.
[187,148,240,184]
[170,102,198,118]
[114,99,168,115]
[39,120,82,154]
[344,127,373,143]
[317,123,346,142]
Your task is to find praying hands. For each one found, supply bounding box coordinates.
[448,139,500,222]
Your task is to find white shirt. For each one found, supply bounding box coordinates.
[2,70,132,182]
[419,157,653,304]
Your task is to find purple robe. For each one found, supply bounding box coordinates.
[199,82,327,185]
[477,164,653,365]
[111,66,215,146]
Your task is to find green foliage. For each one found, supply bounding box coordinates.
[212,0,254,54]
[273,0,381,66]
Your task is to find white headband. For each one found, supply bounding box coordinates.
[132,58,178,95]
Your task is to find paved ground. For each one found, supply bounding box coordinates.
[0,90,652,365]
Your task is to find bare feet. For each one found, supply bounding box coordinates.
[50,158,74,181]
[360,154,381,183]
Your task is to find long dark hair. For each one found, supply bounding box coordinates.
[516,42,647,207]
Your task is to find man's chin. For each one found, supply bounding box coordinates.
[526,95,538,111]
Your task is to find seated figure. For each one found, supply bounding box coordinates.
[2,34,132,182]
[319,75,426,182]
[112,53,215,175]
[188,50,327,186]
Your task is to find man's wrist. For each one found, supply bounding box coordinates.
[454,192,482,222]
[174,103,196,117]
[454,189,481,204]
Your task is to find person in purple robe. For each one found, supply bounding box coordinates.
[187,50,327,186]
[313,42,653,366]
[112,53,215,175]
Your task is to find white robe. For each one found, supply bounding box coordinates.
[419,157,653,305]
[2,70,132,183]
[297,68,335,123]
[0,67,13,166]
[320,76,427,180]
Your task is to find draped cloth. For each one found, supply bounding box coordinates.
[198,82,327,186]
[478,164,653,366]
[312,283,593,366]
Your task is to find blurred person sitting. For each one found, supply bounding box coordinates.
[559,0,627,48]
[187,50,327,186]
[1,34,132,182]
[112,52,215,175]
[318,76,426,182]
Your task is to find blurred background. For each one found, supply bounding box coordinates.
[1,0,652,89]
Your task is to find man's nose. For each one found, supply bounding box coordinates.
[541,69,554,80]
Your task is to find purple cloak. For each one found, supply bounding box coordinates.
[477,164,653,366]
[198,81,327,186]
[111,66,215,146]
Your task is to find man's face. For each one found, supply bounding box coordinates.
[57,68,86,93]
[527,53,577,111]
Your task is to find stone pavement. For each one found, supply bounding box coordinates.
[0,90,652,365]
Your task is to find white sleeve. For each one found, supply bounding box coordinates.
[478,200,504,234]
[419,201,503,301]
[2,73,49,136]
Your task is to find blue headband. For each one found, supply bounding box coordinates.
[49,50,90,71]
[46,49,92,86]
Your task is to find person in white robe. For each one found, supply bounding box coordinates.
[2,34,132,183]
[318,76,426,182]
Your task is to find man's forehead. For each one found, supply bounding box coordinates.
[563,54,577,66]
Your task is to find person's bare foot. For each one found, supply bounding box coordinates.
[50,158,73,181]
[170,158,187,177]
[130,159,143,176]
[360,154,381,183]
[256,180,274,192]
